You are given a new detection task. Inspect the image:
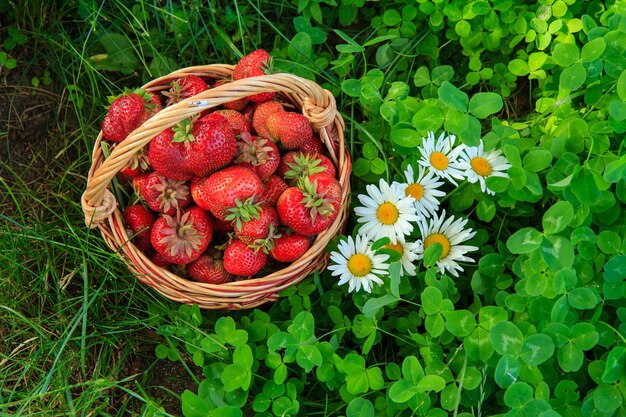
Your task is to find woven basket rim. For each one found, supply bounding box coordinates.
[82,64,351,309]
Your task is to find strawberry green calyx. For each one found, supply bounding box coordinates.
[158,212,204,258]
[153,176,190,214]
[172,118,196,144]
[250,223,281,254]
[297,177,336,222]
[163,81,184,106]
[284,152,326,181]
[225,197,261,230]
[236,133,274,165]
[129,148,150,171]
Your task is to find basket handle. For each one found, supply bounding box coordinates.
[81,72,344,228]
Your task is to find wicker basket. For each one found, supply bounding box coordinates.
[81,65,351,310]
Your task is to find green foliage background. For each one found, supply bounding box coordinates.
[1,0,625,416]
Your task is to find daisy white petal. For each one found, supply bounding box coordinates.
[329,235,390,293]
[415,210,478,277]
[417,132,467,185]
[354,179,419,243]
[382,240,420,277]
[458,140,511,195]
[394,164,446,218]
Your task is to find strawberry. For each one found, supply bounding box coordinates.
[151,206,213,265]
[152,251,172,269]
[123,204,156,254]
[102,89,162,143]
[232,49,275,103]
[301,132,325,154]
[149,114,237,179]
[269,232,310,262]
[223,238,267,276]
[278,151,336,185]
[181,114,238,177]
[213,80,249,111]
[141,172,191,215]
[148,127,192,181]
[265,111,312,150]
[258,175,289,207]
[132,173,150,197]
[233,205,279,244]
[252,101,284,138]
[214,110,251,135]
[235,133,280,180]
[276,173,342,236]
[187,249,233,284]
[192,166,264,221]
[163,75,208,106]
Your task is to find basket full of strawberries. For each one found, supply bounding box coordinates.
[81,50,351,310]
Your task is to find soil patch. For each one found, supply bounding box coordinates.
[0,51,79,218]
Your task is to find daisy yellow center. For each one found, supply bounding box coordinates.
[424,233,451,259]
[384,242,404,256]
[405,183,424,200]
[430,152,449,170]
[471,157,492,177]
[376,202,399,225]
[347,254,372,277]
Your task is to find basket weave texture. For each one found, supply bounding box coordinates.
[81,65,351,310]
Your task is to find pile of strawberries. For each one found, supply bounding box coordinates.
[102,50,342,284]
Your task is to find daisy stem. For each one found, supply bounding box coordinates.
[439,180,468,204]
[399,297,421,308]
[376,327,416,347]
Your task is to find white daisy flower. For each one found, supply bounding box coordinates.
[417,131,466,185]
[394,164,446,219]
[383,240,420,277]
[458,141,511,195]
[328,235,390,293]
[415,210,478,277]
[354,179,419,244]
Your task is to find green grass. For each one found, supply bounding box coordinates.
[0,1,312,414]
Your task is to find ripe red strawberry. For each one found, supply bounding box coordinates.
[278,151,336,185]
[300,132,324,154]
[235,133,280,180]
[223,238,267,276]
[148,127,191,181]
[213,80,249,111]
[277,173,342,236]
[141,172,191,215]
[152,251,172,269]
[151,206,213,265]
[232,49,275,103]
[123,204,156,254]
[149,114,237,179]
[214,110,251,135]
[187,249,233,284]
[132,173,150,197]
[103,89,162,143]
[234,205,279,244]
[269,233,310,262]
[183,113,238,177]
[265,111,312,149]
[252,101,284,138]
[258,175,289,207]
[163,75,208,106]
[192,166,264,221]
